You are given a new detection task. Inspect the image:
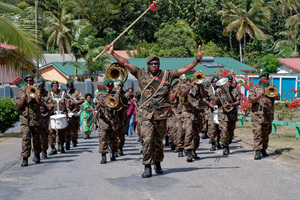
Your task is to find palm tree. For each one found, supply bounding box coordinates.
[0,2,42,76]
[43,4,88,60]
[219,0,271,62]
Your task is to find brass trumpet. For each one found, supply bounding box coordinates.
[25,86,38,98]
[265,86,278,98]
[193,71,205,84]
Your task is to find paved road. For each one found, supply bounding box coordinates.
[0,132,299,200]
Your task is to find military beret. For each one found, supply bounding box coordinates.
[226,75,233,80]
[51,81,59,87]
[66,80,74,86]
[259,71,269,78]
[211,76,219,83]
[147,55,159,64]
[37,79,45,84]
[171,79,180,87]
[24,74,34,81]
[205,81,211,86]
[103,79,114,86]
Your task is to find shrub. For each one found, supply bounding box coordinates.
[0,98,19,133]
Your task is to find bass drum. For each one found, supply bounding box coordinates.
[50,114,68,130]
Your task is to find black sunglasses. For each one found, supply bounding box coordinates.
[149,63,159,66]
[26,79,33,82]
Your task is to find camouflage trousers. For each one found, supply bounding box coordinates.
[40,123,50,151]
[49,123,66,146]
[251,112,272,150]
[201,109,209,133]
[193,117,203,149]
[65,117,80,142]
[166,114,181,146]
[207,112,221,143]
[21,125,42,157]
[140,117,166,165]
[136,116,142,145]
[177,117,195,151]
[98,119,118,154]
[218,113,236,147]
[117,124,126,149]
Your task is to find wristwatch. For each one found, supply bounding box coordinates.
[196,57,201,62]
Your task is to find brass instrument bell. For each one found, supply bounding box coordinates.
[193,71,205,84]
[25,86,38,98]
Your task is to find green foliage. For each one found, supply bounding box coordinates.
[256,54,282,73]
[201,41,230,57]
[0,98,19,133]
[127,40,153,58]
[275,101,295,121]
[151,22,196,57]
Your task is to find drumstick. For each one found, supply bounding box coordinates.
[93,0,159,62]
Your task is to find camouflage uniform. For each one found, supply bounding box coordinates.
[94,92,120,154]
[47,90,69,147]
[133,88,142,144]
[38,89,50,152]
[66,89,84,143]
[206,85,221,144]
[217,86,241,147]
[132,68,178,165]
[117,90,130,150]
[249,84,274,150]
[15,86,42,158]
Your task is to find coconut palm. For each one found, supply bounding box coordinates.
[219,0,271,62]
[0,2,42,75]
[43,4,88,60]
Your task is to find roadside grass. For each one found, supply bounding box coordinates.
[235,119,300,165]
[0,132,22,143]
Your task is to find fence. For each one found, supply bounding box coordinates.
[0,78,140,99]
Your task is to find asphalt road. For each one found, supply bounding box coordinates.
[0,131,299,200]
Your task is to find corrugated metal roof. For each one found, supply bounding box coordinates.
[40,57,255,76]
[112,57,255,75]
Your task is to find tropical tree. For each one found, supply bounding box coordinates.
[219,0,271,62]
[43,3,88,59]
[0,2,42,75]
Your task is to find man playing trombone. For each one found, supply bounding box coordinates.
[249,72,280,160]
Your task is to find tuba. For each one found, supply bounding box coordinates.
[216,78,234,112]
[265,86,278,98]
[104,63,128,109]
[105,62,128,83]
[26,86,38,98]
[193,71,205,84]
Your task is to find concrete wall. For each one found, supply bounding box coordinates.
[0,78,139,99]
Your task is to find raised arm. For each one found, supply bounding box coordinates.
[105,44,136,73]
[177,45,204,77]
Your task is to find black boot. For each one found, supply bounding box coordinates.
[65,141,70,150]
[60,142,65,153]
[110,150,116,161]
[72,140,78,147]
[178,150,184,157]
[114,150,119,157]
[165,136,170,146]
[171,144,176,150]
[194,150,200,160]
[254,150,262,160]
[49,145,57,156]
[261,149,269,157]
[41,150,47,159]
[33,154,41,164]
[142,165,152,178]
[186,150,194,162]
[21,157,28,167]
[223,146,229,156]
[118,148,123,156]
[101,153,107,164]
[154,162,163,174]
[201,132,208,139]
[216,140,222,149]
[210,142,216,151]
[184,150,188,156]
[57,142,61,152]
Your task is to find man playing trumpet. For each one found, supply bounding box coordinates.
[15,74,44,167]
[249,72,280,160]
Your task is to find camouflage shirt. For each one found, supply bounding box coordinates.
[132,68,179,120]
[249,84,274,113]
[94,91,120,129]
[170,84,182,114]
[47,90,68,114]
[68,89,84,112]
[206,85,218,111]
[15,87,41,126]
[38,89,50,122]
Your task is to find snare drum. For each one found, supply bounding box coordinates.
[50,114,68,130]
